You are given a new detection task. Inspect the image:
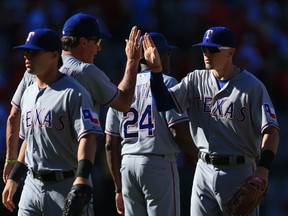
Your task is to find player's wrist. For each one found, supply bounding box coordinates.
[115,188,122,193]
[258,149,275,170]
[76,159,93,179]
[8,161,28,182]
[150,64,162,73]
[5,159,18,164]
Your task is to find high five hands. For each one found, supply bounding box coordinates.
[142,33,163,73]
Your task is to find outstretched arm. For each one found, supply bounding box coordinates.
[105,134,124,215]
[111,26,142,112]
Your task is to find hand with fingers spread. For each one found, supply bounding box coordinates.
[125,26,142,62]
[142,33,162,72]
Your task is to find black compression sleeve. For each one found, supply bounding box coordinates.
[258,150,275,170]
[76,159,93,179]
[150,72,176,111]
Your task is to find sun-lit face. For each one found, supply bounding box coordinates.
[201,46,233,70]
[24,50,56,75]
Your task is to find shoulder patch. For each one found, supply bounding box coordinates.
[264,103,276,119]
[82,108,100,125]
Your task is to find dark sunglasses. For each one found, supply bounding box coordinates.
[24,50,44,56]
[201,46,220,53]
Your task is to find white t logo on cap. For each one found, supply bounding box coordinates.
[205,30,213,40]
[26,32,35,42]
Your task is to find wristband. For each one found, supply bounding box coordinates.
[150,65,162,71]
[8,161,28,182]
[5,159,18,164]
[258,149,275,170]
[76,159,93,179]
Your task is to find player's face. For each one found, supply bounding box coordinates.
[83,37,102,64]
[24,50,56,75]
[201,46,232,70]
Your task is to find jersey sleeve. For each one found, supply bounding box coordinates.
[76,64,119,107]
[162,75,190,127]
[105,107,121,137]
[69,86,103,141]
[250,82,279,133]
[169,72,194,114]
[11,71,35,109]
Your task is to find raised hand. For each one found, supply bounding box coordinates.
[142,33,162,72]
[125,26,142,61]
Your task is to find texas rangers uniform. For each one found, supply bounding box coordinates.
[105,70,189,216]
[60,53,119,113]
[152,68,279,215]
[18,74,102,215]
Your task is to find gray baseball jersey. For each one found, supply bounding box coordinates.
[105,71,189,156]
[19,74,103,171]
[170,69,279,157]
[11,71,36,110]
[105,70,189,216]
[60,53,119,113]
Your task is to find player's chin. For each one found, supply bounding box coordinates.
[205,64,213,70]
[26,68,35,74]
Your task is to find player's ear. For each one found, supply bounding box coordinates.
[227,48,235,57]
[79,37,87,46]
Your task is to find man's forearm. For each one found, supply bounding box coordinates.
[116,59,139,111]
[105,135,122,192]
[6,108,21,159]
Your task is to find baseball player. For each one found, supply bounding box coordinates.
[105,32,198,216]
[2,28,103,215]
[148,27,279,215]
[3,13,142,183]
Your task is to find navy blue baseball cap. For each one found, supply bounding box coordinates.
[62,13,111,39]
[14,28,62,54]
[148,32,177,53]
[193,26,236,48]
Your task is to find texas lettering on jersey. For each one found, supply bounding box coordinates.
[196,96,248,122]
[24,107,53,128]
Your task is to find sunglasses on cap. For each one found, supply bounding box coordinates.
[201,46,232,53]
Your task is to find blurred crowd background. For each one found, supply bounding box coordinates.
[0,0,287,215]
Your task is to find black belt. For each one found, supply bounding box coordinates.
[31,170,74,183]
[200,152,245,166]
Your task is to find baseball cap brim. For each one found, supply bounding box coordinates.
[193,42,223,47]
[13,44,46,51]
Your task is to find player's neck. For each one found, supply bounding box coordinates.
[213,64,239,81]
[37,70,62,88]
